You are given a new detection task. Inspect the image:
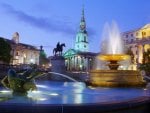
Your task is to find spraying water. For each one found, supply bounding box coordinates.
[101,21,125,54]
[48,72,78,82]
[95,21,126,69]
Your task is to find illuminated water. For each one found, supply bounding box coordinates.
[47,72,78,82]
[101,21,124,54]
[0,81,149,104]
[96,22,128,69]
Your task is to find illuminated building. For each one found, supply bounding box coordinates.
[74,7,89,52]
[122,24,150,67]
[3,32,40,65]
[64,7,97,72]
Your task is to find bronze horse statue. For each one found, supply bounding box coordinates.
[53,43,66,56]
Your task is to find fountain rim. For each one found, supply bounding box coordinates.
[0,96,149,113]
[97,54,130,61]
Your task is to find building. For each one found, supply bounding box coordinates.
[74,7,89,52]
[3,32,40,65]
[122,24,150,66]
[64,7,97,72]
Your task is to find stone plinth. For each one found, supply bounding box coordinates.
[51,56,66,73]
[50,56,66,80]
[89,70,146,87]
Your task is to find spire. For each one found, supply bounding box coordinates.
[81,5,85,22]
[80,5,86,31]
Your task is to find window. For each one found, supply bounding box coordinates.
[84,36,86,42]
[126,35,128,38]
[84,45,86,48]
[142,32,146,37]
[131,34,133,37]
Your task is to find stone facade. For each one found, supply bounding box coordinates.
[122,24,150,66]
[2,32,40,65]
[64,49,97,71]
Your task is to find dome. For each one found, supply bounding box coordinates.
[12,32,19,44]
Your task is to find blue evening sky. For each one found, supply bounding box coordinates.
[0,0,150,56]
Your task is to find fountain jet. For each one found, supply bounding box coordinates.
[99,21,130,70]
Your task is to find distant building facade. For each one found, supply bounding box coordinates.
[64,7,97,72]
[3,32,40,65]
[122,24,150,66]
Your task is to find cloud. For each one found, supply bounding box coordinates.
[0,3,76,36]
[0,3,96,37]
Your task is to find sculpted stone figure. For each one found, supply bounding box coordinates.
[1,67,43,96]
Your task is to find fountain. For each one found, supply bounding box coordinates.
[0,27,149,113]
[89,22,146,87]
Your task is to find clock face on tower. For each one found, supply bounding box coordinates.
[80,25,85,30]
[80,22,86,30]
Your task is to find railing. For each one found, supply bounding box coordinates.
[126,37,150,44]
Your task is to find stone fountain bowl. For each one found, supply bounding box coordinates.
[97,54,130,62]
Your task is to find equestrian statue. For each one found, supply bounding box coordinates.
[53,42,66,56]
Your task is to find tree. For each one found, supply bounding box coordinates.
[143,49,150,64]
[139,49,150,76]
[0,37,12,64]
[39,50,49,67]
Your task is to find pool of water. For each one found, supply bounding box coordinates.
[0,81,149,105]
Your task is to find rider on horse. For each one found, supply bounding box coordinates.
[53,42,65,56]
[56,42,60,49]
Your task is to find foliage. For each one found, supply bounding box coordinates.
[139,63,150,75]
[39,50,49,66]
[0,37,12,63]
[143,49,150,64]
[139,49,150,75]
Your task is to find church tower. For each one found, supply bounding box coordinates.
[75,7,89,52]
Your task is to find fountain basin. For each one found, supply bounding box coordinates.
[0,81,149,113]
[89,70,146,87]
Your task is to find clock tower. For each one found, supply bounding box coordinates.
[75,7,89,52]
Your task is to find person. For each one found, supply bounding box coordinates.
[56,42,60,49]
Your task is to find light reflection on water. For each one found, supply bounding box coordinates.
[0,81,149,104]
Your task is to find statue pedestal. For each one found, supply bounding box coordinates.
[50,56,66,81]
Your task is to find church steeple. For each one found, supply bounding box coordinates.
[80,6,86,31]
[75,6,89,52]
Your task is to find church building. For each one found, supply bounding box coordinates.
[63,7,97,72]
